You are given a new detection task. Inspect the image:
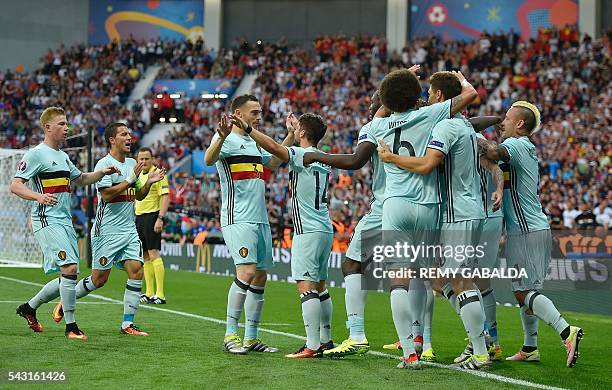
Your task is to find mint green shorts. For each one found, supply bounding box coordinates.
[382,198,439,268]
[382,197,440,231]
[345,201,382,262]
[221,223,273,270]
[439,219,484,271]
[91,233,143,270]
[291,232,333,282]
[477,217,503,270]
[34,224,79,275]
[506,229,551,291]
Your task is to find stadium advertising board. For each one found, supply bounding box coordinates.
[161,229,612,315]
[410,0,578,41]
[88,0,205,44]
[161,243,346,288]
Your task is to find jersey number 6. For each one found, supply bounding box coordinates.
[392,128,416,156]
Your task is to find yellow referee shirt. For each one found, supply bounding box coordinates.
[135,167,170,215]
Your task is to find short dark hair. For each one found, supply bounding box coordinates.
[230,94,258,113]
[379,69,421,113]
[515,106,536,132]
[137,147,153,157]
[369,90,382,119]
[298,113,327,145]
[429,71,462,100]
[104,122,128,147]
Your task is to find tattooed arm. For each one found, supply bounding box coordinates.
[480,156,504,211]
[469,116,502,132]
[477,137,510,163]
[450,71,479,116]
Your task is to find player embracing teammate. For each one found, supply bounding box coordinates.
[205,95,291,354]
[302,67,583,369]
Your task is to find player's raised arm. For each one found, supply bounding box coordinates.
[304,102,385,169]
[303,142,374,170]
[136,167,167,201]
[99,161,144,202]
[73,165,121,186]
[477,137,510,163]
[450,71,478,116]
[231,112,293,163]
[378,140,443,175]
[469,116,502,132]
[267,130,296,169]
[204,115,232,166]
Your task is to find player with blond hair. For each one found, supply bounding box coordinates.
[12,107,119,339]
[478,101,584,368]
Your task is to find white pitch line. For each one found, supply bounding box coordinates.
[0,275,568,390]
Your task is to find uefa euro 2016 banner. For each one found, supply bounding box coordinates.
[88,0,205,44]
[152,79,236,98]
[159,229,612,316]
[410,0,578,42]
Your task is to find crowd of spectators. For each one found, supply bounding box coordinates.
[0,39,146,151]
[2,26,609,248]
[156,38,246,82]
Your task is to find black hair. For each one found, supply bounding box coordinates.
[104,122,128,147]
[137,147,153,156]
[298,113,327,145]
[230,94,258,113]
[379,69,421,113]
[429,71,462,100]
[369,91,382,119]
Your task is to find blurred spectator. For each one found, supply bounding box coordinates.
[548,206,564,230]
[574,202,599,230]
[594,200,611,228]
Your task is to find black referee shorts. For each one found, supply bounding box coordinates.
[136,212,161,252]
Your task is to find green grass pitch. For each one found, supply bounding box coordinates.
[0,263,608,389]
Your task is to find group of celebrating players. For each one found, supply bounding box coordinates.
[205,65,583,370]
[12,64,583,371]
[13,108,165,339]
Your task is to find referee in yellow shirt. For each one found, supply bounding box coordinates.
[135,147,170,304]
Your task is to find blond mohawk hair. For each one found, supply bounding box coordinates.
[511,101,541,134]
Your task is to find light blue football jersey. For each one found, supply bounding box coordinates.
[371,99,452,204]
[428,115,485,223]
[287,146,333,234]
[356,120,385,212]
[476,133,503,219]
[500,136,549,233]
[92,154,138,237]
[213,131,273,227]
[14,143,82,232]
